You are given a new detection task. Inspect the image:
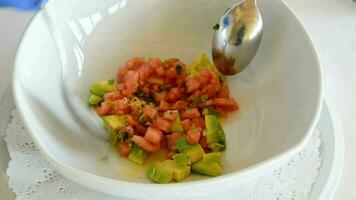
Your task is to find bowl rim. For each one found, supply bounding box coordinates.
[12,0,323,197]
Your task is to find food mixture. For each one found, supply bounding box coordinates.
[87,53,238,183]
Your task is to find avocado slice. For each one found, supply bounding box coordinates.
[192,152,222,176]
[205,115,226,152]
[202,107,219,117]
[173,153,190,166]
[89,79,117,97]
[163,160,190,182]
[102,115,126,131]
[170,111,184,133]
[128,144,148,165]
[188,53,224,81]
[184,144,205,163]
[175,138,205,163]
[87,94,103,106]
[146,162,174,183]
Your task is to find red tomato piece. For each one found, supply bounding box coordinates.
[192,117,205,129]
[144,127,163,145]
[113,98,129,110]
[143,105,158,120]
[217,84,229,98]
[159,100,170,111]
[167,150,177,159]
[148,58,161,69]
[122,70,139,97]
[163,110,177,122]
[182,108,201,119]
[187,130,200,144]
[153,117,172,133]
[138,64,151,82]
[132,135,160,152]
[167,132,182,151]
[117,67,129,83]
[199,136,209,151]
[121,126,135,136]
[181,119,192,132]
[186,76,200,93]
[155,92,168,103]
[155,65,165,77]
[94,101,112,115]
[171,100,189,110]
[104,91,122,101]
[214,98,238,110]
[118,142,131,157]
[125,57,145,70]
[168,87,181,102]
[134,124,147,136]
[127,118,139,126]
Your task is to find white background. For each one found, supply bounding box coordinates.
[0,0,355,199]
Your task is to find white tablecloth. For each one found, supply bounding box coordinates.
[0,0,355,199]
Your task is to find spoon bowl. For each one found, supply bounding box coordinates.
[213,0,263,75]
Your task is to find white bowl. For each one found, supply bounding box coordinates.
[13,0,322,199]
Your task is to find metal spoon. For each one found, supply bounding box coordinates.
[212,0,263,75]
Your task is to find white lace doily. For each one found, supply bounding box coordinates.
[4,109,322,200]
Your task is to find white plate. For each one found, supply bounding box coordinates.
[0,86,343,199]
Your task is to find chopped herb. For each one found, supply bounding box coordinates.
[108,79,115,84]
[175,65,183,74]
[192,94,209,104]
[213,23,220,30]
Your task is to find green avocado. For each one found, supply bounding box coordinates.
[163,160,190,182]
[175,138,205,163]
[173,153,190,166]
[102,115,126,131]
[87,94,103,106]
[191,152,222,176]
[170,111,184,133]
[202,107,219,117]
[188,53,225,81]
[89,79,116,97]
[146,162,174,183]
[128,144,148,165]
[205,115,226,152]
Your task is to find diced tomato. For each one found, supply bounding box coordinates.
[144,127,163,145]
[117,67,129,83]
[197,72,210,88]
[122,70,139,97]
[163,110,177,122]
[182,108,201,119]
[159,100,170,111]
[163,58,180,68]
[215,107,228,118]
[187,90,204,101]
[125,57,145,70]
[143,105,158,120]
[171,100,189,110]
[186,76,200,93]
[132,135,160,152]
[121,126,135,136]
[168,87,181,102]
[127,118,139,126]
[181,119,192,132]
[94,101,112,115]
[138,64,151,82]
[165,68,177,79]
[155,92,168,103]
[104,91,122,100]
[155,65,165,77]
[148,58,161,69]
[113,98,129,110]
[214,98,238,110]
[134,124,147,135]
[205,84,217,97]
[118,142,131,157]
[217,84,229,98]
[153,117,172,133]
[187,130,200,144]
[199,136,209,151]
[167,132,182,151]
[192,117,205,129]
[201,99,214,106]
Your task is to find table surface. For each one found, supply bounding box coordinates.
[0,0,355,199]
